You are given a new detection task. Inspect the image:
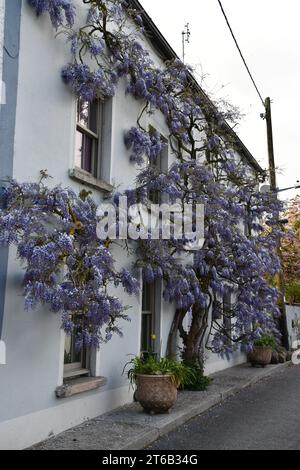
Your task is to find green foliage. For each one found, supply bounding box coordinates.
[285,282,300,304]
[180,365,212,391]
[124,353,196,388]
[294,219,300,231]
[254,334,276,349]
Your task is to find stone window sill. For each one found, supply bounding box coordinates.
[69,167,113,193]
[63,367,90,379]
[56,376,107,399]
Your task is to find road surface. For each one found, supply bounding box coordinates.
[148,364,300,450]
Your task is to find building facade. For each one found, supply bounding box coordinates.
[0,0,264,449]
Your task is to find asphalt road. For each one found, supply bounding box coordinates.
[148,365,300,450]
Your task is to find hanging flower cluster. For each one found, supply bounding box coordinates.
[21,0,285,359]
[0,176,139,348]
[62,63,117,101]
[28,0,76,29]
[125,127,167,165]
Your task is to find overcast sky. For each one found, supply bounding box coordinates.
[140,0,300,201]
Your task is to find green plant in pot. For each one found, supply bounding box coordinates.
[124,353,195,414]
[248,334,276,368]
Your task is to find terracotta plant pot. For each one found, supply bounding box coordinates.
[135,374,178,414]
[248,346,273,368]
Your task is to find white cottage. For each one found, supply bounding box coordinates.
[0,0,265,449]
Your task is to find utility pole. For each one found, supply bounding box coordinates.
[265,97,277,191]
[182,23,191,64]
[264,97,290,350]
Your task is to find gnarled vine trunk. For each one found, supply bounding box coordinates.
[167,303,209,371]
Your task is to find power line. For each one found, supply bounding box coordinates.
[217,0,265,108]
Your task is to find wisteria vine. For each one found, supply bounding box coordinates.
[0,174,139,348]
[0,0,284,361]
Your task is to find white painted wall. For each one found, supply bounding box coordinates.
[0,384,133,450]
[0,0,6,365]
[286,304,300,349]
[203,300,247,375]
[0,1,180,449]
[0,0,249,449]
[205,349,246,375]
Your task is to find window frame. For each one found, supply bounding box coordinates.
[63,330,90,380]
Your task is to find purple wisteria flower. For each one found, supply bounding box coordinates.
[28,0,76,29]
[125,127,167,165]
[25,0,284,359]
[0,178,139,349]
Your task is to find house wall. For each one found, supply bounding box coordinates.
[0,0,5,365]
[0,0,22,366]
[0,1,185,450]
[0,1,134,449]
[0,1,249,449]
[0,1,4,88]
[205,345,246,375]
[203,296,247,375]
[286,304,300,349]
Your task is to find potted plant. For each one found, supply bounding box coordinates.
[248,334,276,367]
[124,353,194,414]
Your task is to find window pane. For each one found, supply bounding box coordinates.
[141,282,155,352]
[212,300,222,320]
[148,132,168,204]
[76,99,100,176]
[141,313,152,352]
[223,292,232,336]
[155,151,162,171]
[77,100,90,128]
[223,315,231,333]
[82,134,93,173]
[64,333,81,365]
[223,292,231,310]
[149,190,161,204]
[142,283,152,311]
[77,99,99,134]
[75,130,83,168]
[89,101,99,134]
[75,130,94,174]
